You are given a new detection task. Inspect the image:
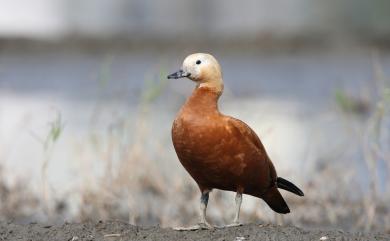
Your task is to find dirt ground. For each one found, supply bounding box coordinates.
[0,221,388,241]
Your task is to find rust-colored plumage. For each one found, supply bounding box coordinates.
[168,53,303,230]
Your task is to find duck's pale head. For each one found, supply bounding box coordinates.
[168,53,223,93]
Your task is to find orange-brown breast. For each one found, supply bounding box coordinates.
[172,87,277,197]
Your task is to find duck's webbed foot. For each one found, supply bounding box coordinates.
[223,222,242,228]
[173,190,213,231]
[173,221,213,231]
[217,191,243,228]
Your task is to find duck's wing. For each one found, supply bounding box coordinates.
[226,117,277,181]
[227,117,266,154]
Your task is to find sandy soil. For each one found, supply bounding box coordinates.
[0,221,388,241]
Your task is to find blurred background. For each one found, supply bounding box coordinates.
[0,0,390,232]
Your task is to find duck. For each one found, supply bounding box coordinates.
[168,53,304,230]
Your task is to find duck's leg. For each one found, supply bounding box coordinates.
[224,191,243,227]
[198,190,213,228]
[174,190,213,231]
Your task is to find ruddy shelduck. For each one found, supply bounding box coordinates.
[168,53,304,230]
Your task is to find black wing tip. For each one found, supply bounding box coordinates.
[277,177,304,197]
[269,203,290,214]
[278,206,291,214]
[262,187,291,214]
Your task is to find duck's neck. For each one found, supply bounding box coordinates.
[198,79,224,94]
[184,86,222,114]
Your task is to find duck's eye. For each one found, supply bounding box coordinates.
[196,60,201,65]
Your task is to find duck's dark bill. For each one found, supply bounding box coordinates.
[167,70,190,79]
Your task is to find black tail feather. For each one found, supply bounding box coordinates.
[276,177,304,196]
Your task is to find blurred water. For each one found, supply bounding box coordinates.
[1,49,387,101]
[0,48,389,202]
